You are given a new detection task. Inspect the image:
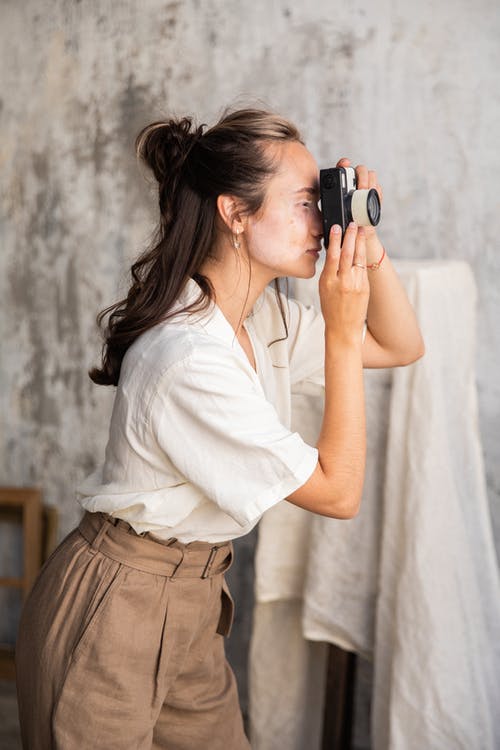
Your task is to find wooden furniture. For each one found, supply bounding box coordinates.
[0,487,58,679]
[0,488,43,596]
[322,645,357,749]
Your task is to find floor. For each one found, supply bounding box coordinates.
[0,679,21,749]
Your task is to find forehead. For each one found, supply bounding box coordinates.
[268,140,319,193]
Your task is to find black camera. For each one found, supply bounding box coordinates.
[320,166,381,247]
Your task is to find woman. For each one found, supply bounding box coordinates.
[15,108,424,749]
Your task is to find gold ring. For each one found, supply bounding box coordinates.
[353,263,366,269]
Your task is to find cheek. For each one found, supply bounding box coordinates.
[247,211,303,265]
[247,215,285,264]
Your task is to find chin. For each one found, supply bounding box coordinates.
[298,269,316,279]
[276,256,320,280]
[293,263,318,279]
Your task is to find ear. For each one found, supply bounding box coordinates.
[216,194,245,234]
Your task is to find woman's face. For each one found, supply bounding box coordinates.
[244,140,323,281]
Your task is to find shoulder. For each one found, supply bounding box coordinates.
[121,316,254,399]
[120,320,197,387]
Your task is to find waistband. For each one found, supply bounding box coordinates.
[78,511,233,579]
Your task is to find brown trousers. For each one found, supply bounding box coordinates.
[15,511,251,750]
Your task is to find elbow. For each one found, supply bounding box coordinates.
[288,463,365,519]
[322,490,362,520]
[395,334,426,366]
[405,336,426,365]
[335,501,361,520]
[332,506,359,520]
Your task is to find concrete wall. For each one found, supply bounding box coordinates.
[1,0,499,735]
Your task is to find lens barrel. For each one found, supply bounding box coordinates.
[348,188,381,228]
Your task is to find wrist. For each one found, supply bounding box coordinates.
[365,233,386,269]
[367,246,385,270]
[325,329,364,354]
[365,231,383,261]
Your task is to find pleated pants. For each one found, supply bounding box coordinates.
[15,511,250,750]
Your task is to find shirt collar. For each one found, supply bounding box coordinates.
[170,277,249,350]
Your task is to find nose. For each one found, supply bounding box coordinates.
[312,202,323,239]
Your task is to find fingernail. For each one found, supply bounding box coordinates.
[333,225,341,234]
[349,222,357,229]
[358,226,365,235]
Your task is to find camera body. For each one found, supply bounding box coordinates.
[320,166,381,247]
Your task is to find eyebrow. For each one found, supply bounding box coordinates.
[294,186,319,196]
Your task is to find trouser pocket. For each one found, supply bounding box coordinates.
[217,576,234,637]
[71,559,124,661]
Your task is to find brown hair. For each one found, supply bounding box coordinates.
[89,108,302,386]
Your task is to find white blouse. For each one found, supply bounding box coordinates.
[77,278,327,543]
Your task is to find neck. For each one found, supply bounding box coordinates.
[199,249,273,336]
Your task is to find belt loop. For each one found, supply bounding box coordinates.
[201,546,219,579]
[89,515,112,555]
[169,548,185,579]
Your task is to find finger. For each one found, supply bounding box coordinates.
[368,170,377,189]
[324,224,342,273]
[355,164,369,189]
[336,157,350,168]
[338,222,358,274]
[352,226,367,268]
[377,183,383,203]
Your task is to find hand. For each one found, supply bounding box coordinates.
[319,221,370,346]
[336,157,383,239]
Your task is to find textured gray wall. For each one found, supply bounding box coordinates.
[1,0,499,735]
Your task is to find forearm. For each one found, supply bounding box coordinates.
[316,334,366,517]
[365,234,424,360]
[286,221,369,519]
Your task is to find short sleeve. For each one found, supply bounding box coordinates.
[149,345,318,527]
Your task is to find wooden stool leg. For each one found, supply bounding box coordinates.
[322,643,357,750]
[0,487,43,679]
[22,493,42,598]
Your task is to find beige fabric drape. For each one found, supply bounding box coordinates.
[250,260,500,750]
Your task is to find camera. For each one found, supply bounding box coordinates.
[320,166,381,247]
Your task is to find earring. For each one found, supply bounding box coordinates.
[232,230,241,250]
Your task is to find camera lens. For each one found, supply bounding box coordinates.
[366,189,381,225]
[349,188,381,227]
